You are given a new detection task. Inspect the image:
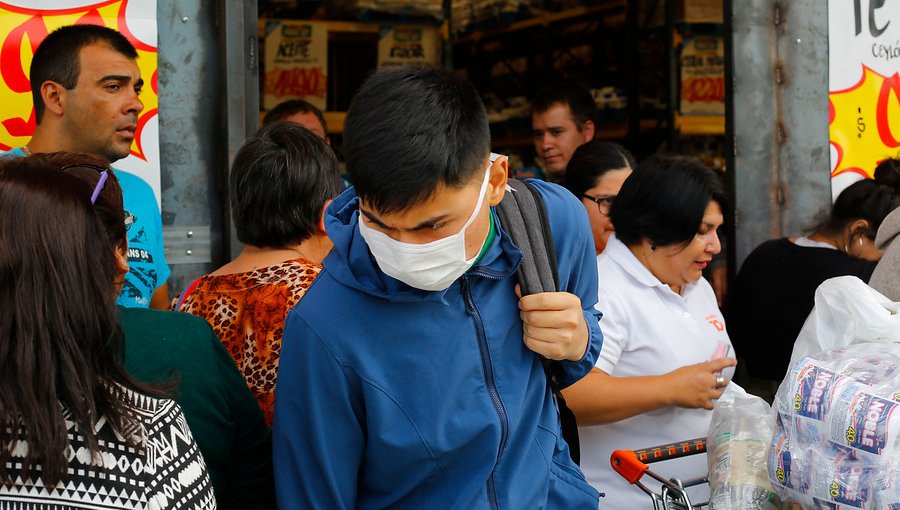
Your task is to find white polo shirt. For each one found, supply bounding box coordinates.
[580,234,733,508]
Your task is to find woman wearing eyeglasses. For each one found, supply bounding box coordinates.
[0,154,216,508]
[564,140,635,255]
[561,155,737,507]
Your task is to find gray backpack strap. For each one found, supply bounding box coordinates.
[496,179,559,295]
[496,178,581,465]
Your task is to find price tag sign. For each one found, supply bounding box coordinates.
[263,20,327,111]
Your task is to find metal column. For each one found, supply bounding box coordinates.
[156,0,258,294]
[729,0,832,270]
[220,0,261,259]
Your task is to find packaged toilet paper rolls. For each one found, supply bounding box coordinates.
[769,428,799,491]
[783,359,900,458]
[835,390,899,457]
[769,343,900,509]
[789,363,847,422]
[805,445,876,508]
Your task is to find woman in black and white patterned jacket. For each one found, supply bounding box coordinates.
[0,153,216,510]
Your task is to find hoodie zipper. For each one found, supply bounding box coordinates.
[462,275,508,510]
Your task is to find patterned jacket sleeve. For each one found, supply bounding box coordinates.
[144,400,218,509]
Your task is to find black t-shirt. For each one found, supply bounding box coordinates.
[729,238,876,380]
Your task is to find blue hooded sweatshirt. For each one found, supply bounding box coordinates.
[273,179,603,509]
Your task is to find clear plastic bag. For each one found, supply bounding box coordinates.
[707,383,782,510]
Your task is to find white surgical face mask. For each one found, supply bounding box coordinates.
[358,154,498,291]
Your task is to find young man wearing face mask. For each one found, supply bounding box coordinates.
[272,66,604,509]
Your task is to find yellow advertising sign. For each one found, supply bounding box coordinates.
[828,1,900,196]
[0,0,160,202]
[830,66,900,180]
[0,1,157,156]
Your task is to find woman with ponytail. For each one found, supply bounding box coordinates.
[731,158,900,399]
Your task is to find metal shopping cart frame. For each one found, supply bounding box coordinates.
[610,437,709,510]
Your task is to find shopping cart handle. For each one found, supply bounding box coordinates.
[633,437,707,464]
[610,449,649,485]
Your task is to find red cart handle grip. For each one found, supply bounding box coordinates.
[610,449,649,484]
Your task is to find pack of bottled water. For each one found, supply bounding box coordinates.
[707,384,782,510]
[769,342,900,509]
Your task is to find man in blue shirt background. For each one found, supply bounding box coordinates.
[9,24,169,308]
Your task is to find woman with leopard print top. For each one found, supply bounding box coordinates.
[176,122,341,427]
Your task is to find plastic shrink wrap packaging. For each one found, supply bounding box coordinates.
[707,383,782,509]
[769,343,900,509]
[790,276,900,368]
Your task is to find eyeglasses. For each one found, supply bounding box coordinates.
[582,194,615,216]
[60,163,110,204]
[124,210,136,231]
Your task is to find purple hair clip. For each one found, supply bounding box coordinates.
[90,170,109,204]
[60,163,112,204]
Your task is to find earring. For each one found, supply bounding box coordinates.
[650,244,657,251]
[860,236,864,248]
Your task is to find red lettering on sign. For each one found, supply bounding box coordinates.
[682,77,725,103]
[877,73,900,148]
[1,15,47,94]
[2,109,35,138]
[273,67,324,98]
[74,8,104,26]
[0,16,47,136]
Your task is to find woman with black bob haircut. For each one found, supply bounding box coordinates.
[611,155,728,247]
[0,155,215,508]
[564,140,636,255]
[562,155,737,508]
[731,158,900,400]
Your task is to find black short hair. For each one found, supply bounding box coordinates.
[817,158,900,238]
[532,81,597,127]
[31,25,138,124]
[564,141,637,198]
[612,155,728,247]
[343,65,491,214]
[262,99,328,133]
[230,122,342,247]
